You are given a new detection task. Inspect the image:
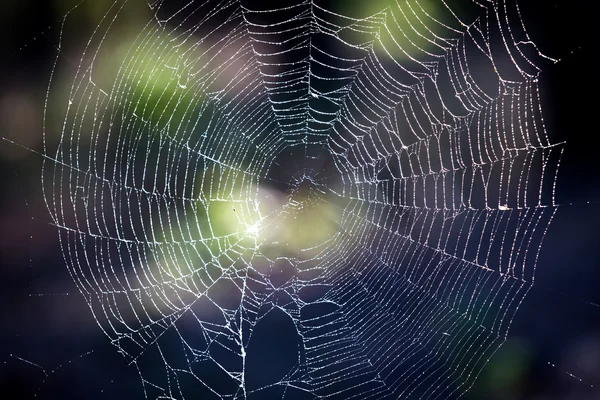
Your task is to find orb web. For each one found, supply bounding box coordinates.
[42,0,562,398]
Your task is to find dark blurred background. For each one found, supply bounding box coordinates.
[0,1,597,399]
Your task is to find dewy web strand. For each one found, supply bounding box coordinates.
[41,0,562,399]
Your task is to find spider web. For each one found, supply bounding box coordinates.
[41,0,562,398]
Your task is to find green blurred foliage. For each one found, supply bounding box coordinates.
[479,339,533,399]
[330,0,445,60]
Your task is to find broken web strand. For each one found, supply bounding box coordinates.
[23,0,587,398]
